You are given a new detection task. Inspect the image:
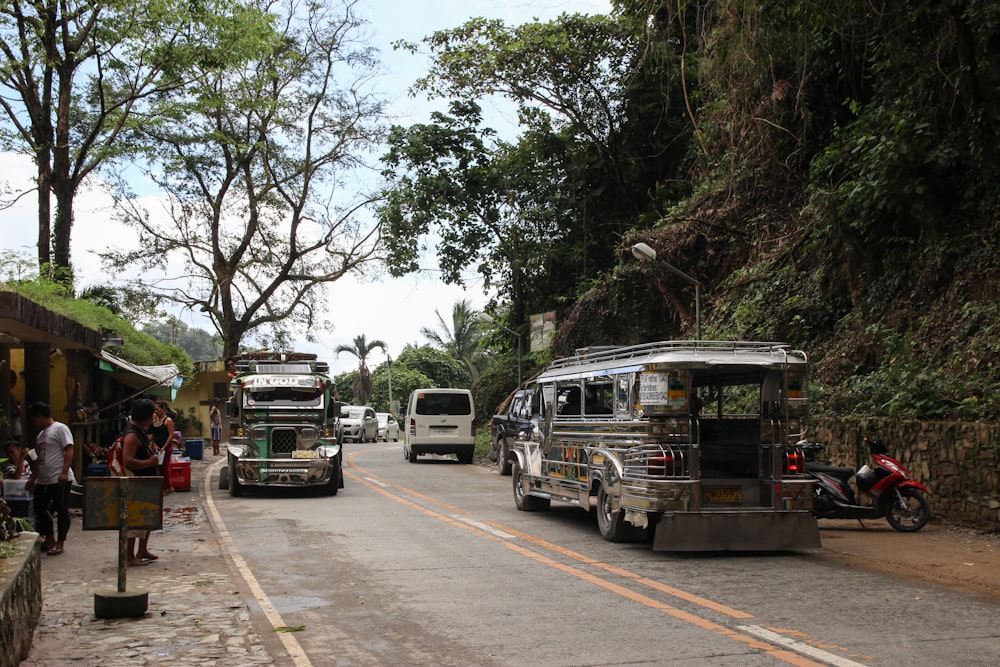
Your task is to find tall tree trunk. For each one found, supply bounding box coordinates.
[52,180,74,288]
[36,156,52,269]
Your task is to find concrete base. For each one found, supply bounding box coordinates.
[94,590,149,619]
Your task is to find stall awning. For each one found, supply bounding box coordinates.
[98,351,183,400]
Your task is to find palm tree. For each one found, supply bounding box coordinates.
[421,299,483,380]
[335,334,386,405]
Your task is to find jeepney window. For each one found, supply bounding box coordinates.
[583,379,613,416]
[245,386,324,408]
[540,384,555,418]
[614,373,634,419]
[556,382,582,416]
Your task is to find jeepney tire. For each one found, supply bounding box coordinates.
[597,484,635,542]
[325,462,341,496]
[495,435,512,476]
[512,460,549,512]
[219,465,230,490]
[229,461,244,497]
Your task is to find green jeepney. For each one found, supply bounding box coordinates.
[220,357,344,496]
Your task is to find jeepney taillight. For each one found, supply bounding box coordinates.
[784,451,804,475]
[648,453,673,477]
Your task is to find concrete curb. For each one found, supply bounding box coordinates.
[0,530,41,667]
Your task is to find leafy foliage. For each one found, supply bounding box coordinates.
[388,1,1000,421]
[101,0,385,358]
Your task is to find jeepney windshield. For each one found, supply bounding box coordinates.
[241,375,325,408]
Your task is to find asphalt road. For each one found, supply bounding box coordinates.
[212,442,1000,667]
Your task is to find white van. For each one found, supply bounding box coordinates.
[403,388,476,464]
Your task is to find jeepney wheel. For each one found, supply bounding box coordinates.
[512,460,549,512]
[324,460,341,496]
[229,459,244,497]
[219,465,230,490]
[597,484,634,542]
[495,435,512,476]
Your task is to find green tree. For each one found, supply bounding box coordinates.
[335,334,386,406]
[0,0,272,286]
[100,0,384,358]
[420,299,483,381]
[393,344,469,389]
[143,318,223,361]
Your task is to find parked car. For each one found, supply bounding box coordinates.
[376,412,400,441]
[341,405,378,442]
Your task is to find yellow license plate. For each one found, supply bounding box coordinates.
[291,450,319,459]
[704,487,742,503]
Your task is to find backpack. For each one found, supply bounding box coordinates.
[107,425,145,477]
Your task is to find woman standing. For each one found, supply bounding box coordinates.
[150,401,178,492]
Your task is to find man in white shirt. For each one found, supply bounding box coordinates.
[25,401,74,556]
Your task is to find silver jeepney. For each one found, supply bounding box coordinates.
[510,341,820,551]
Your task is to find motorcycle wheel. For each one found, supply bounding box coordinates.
[885,487,930,532]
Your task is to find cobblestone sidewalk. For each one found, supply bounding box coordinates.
[20,459,275,666]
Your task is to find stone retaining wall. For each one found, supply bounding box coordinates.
[0,532,41,667]
[810,418,1000,531]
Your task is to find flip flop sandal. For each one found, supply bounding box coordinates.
[46,546,64,556]
[127,559,149,567]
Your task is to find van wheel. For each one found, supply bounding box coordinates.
[407,449,419,463]
[512,460,549,512]
[458,450,474,464]
[219,465,230,490]
[495,435,512,476]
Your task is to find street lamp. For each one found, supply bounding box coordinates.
[386,353,393,414]
[631,242,702,340]
[477,312,522,387]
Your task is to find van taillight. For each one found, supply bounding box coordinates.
[648,454,673,476]
[784,451,804,475]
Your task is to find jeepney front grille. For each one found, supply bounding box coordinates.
[623,443,691,480]
[271,428,298,455]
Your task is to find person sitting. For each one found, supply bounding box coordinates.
[3,439,30,479]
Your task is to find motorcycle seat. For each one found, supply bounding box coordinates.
[805,461,855,481]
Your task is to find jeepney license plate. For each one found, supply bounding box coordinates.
[704,487,742,503]
[291,450,318,459]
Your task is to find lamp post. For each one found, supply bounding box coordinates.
[631,242,702,340]
[477,313,522,387]
[386,353,393,413]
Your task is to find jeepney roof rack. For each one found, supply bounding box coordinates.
[235,360,330,375]
[550,340,802,370]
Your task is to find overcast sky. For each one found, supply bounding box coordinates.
[0,0,611,374]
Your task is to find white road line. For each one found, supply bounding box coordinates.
[451,515,515,539]
[202,459,315,667]
[363,476,389,487]
[738,625,868,667]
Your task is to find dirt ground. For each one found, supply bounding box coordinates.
[814,518,1000,599]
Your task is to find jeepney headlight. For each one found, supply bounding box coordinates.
[230,441,258,458]
[317,444,342,458]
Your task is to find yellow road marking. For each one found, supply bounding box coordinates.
[345,453,828,667]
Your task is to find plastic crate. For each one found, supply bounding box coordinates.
[168,459,191,492]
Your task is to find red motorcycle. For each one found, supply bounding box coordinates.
[800,433,931,532]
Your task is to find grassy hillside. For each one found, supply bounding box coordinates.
[553,2,1000,421]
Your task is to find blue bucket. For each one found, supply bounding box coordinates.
[184,438,204,460]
